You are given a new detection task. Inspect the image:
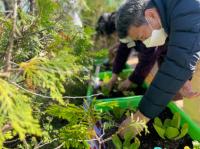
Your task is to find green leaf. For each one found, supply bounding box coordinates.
[130,137,140,149]
[0,79,41,143]
[164,119,171,128]
[175,123,188,140]
[165,127,179,139]
[123,131,134,147]
[112,134,122,149]
[153,124,166,139]
[101,85,110,96]
[112,107,126,120]
[170,113,181,128]
[154,117,163,127]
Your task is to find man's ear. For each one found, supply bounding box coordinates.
[145,8,158,20]
[145,8,161,28]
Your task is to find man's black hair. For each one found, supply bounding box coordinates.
[116,0,147,38]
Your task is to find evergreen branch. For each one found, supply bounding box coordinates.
[0,78,41,146]
[34,138,58,149]
[54,142,64,149]
[4,0,18,75]
[10,81,103,99]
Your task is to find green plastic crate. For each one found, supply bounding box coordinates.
[87,69,200,141]
[94,58,132,72]
[94,96,200,141]
[87,69,147,101]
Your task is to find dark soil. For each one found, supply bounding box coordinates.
[95,85,147,100]
[102,108,193,149]
[100,62,127,72]
[138,108,193,149]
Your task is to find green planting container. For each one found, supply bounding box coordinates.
[94,96,200,141]
[87,69,200,141]
[94,58,132,72]
[87,69,147,101]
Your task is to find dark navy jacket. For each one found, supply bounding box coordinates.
[139,0,200,118]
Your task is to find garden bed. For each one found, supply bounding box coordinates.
[87,69,147,101]
[87,70,200,148]
[94,58,131,72]
[93,97,200,149]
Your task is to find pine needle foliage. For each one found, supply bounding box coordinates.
[0,78,41,147]
[46,101,103,149]
[19,50,81,104]
[0,0,123,148]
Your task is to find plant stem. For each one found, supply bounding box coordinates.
[4,0,18,76]
[54,142,64,149]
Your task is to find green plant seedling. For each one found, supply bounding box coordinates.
[101,75,111,96]
[112,134,123,149]
[123,131,140,149]
[112,131,140,149]
[112,107,126,120]
[193,140,200,149]
[123,91,135,96]
[153,113,188,140]
[103,75,111,84]
[101,85,110,96]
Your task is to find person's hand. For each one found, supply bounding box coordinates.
[179,81,200,99]
[118,79,132,91]
[106,73,118,91]
[118,111,150,138]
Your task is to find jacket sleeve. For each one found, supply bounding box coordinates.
[139,32,200,118]
[112,43,131,74]
[129,46,157,85]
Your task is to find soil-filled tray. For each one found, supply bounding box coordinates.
[94,59,131,72]
[100,107,193,149]
[87,69,148,101]
[88,69,200,148]
[94,96,200,146]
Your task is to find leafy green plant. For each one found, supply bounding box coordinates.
[112,131,140,149]
[153,113,188,140]
[0,78,41,147]
[46,101,104,149]
[112,107,126,120]
[101,75,111,96]
[0,0,124,148]
[193,141,200,149]
[123,91,135,96]
[100,74,138,97]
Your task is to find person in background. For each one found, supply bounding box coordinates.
[115,0,200,136]
[96,12,119,65]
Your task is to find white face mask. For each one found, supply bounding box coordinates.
[120,37,136,48]
[143,19,167,48]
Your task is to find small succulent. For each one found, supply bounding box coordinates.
[123,91,135,96]
[101,75,111,96]
[101,85,110,96]
[112,107,126,120]
[112,131,140,149]
[153,113,188,140]
[193,140,200,149]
